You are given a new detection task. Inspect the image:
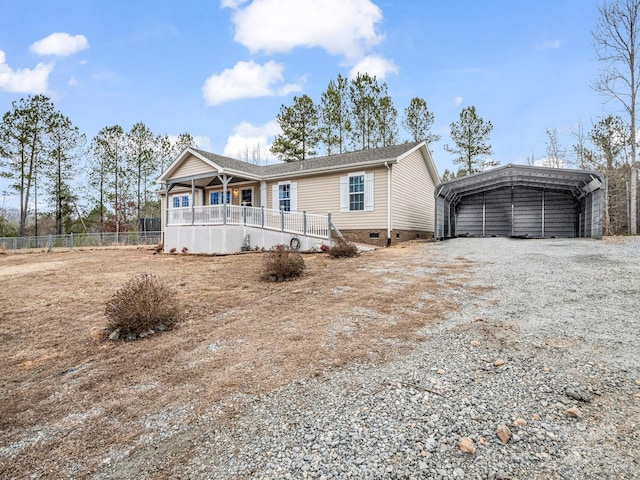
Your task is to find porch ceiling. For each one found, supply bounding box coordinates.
[166,173,256,190]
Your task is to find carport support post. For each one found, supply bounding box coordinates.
[541,191,545,237]
[482,193,486,237]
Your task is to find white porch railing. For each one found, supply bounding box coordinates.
[167,205,330,239]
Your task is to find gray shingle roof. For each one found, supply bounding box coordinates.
[191,141,424,178]
[190,149,264,176]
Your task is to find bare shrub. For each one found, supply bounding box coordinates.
[0,242,6,255]
[327,239,359,258]
[262,244,306,282]
[105,273,181,336]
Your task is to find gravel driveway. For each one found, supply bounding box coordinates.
[98,238,640,479]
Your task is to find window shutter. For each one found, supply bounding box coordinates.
[340,176,349,212]
[272,184,278,210]
[290,182,298,212]
[364,172,374,211]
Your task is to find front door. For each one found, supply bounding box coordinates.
[241,188,253,206]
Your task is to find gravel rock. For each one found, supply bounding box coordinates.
[565,386,592,403]
[495,424,512,444]
[88,237,640,480]
[459,437,476,454]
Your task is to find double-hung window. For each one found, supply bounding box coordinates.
[279,183,291,212]
[349,175,365,211]
[272,182,297,213]
[340,172,374,212]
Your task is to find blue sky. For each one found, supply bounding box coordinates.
[0,0,611,209]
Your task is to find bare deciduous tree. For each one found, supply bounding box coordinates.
[593,0,640,234]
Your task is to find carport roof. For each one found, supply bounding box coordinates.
[435,164,604,204]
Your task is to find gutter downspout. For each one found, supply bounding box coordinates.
[385,161,391,246]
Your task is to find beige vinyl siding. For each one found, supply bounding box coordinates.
[391,149,436,230]
[170,154,215,179]
[266,166,388,229]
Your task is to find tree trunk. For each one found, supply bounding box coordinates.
[631,167,638,234]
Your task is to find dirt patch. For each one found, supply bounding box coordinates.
[0,242,476,478]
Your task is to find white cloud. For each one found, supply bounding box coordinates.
[221,0,249,7]
[30,32,89,57]
[225,0,383,60]
[68,76,78,87]
[454,96,463,106]
[348,55,398,80]
[223,120,281,163]
[538,40,561,50]
[0,50,52,93]
[202,60,302,105]
[193,135,212,151]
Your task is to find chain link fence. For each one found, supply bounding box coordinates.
[0,231,162,251]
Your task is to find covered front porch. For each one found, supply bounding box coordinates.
[164,204,333,254]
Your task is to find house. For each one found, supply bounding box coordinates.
[157,141,440,254]
[434,164,605,239]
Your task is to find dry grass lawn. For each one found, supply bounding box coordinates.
[0,242,478,478]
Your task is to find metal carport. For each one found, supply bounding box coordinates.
[434,165,605,239]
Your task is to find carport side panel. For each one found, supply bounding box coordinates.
[483,189,512,237]
[512,189,543,237]
[544,191,578,238]
[455,194,484,236]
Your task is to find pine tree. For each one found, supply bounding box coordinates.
[349,73,381,151]
[377,90,399,147]
[402,97,440,144]
[0,95,55,235]
[89,125,129,233]
[127,122,157,221]
[46,112,85,234]
[271,95,320,162]
[319,74,351,155]
[444,106,496,175]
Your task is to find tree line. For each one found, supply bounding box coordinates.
[534,0,640,236]
[1,0,638,238]
[269,72,441,161]
[0,95,195,236]
[269,72,496,177]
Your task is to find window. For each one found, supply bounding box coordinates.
[272,182,297,212]
[241,188,253,206]
[340,172,374,212]
[279,184,290,211]
[172,194,190,208]
[349,175,365,211]
[210,191,231,205]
